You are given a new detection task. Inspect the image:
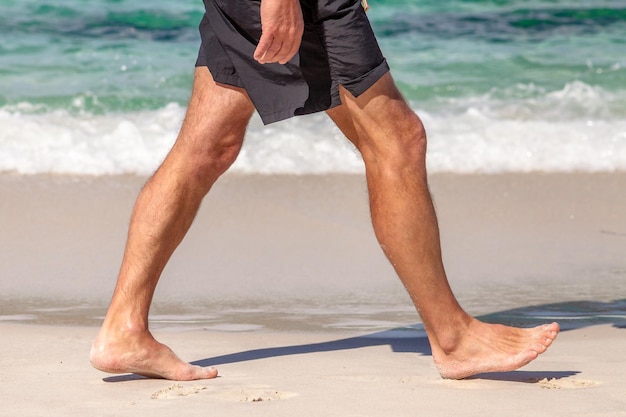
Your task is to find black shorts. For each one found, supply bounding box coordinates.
[195,0,389,124]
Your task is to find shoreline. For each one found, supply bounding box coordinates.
[1,171,625,415]
[1,172,625,330]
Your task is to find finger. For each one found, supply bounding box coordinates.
[277,38,298,64]
[277,27,303,64]
[263,43,283,64]
[254,32,274,62]
[259,41,285,64]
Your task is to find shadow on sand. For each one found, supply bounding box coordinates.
[103,298,624,383]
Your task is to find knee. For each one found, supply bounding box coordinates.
[398,116,428,163]
[171,120,248,187]
[189,131,244,181]
[360,111,428,173]
[201,105,254,176]
[203,131,243,171]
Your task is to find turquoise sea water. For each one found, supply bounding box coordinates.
[1,0,625,174]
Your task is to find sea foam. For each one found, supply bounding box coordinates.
[1,82,625,176]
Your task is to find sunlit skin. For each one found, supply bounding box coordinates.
[91,0,559,381]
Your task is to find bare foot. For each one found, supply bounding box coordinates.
[432,320,560,380]
[90,327,217,380]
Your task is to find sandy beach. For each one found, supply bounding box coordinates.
[1,323,625,417]
[1,172,625,415]
[2,0,626,414]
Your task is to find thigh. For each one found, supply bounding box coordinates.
[327,72,425,164]
[328,73,413,134]
[178,67,256,151]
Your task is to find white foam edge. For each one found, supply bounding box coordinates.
[1,98,625,175]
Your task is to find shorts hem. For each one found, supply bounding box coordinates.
[257,109,299,125]
[257,59,391,125]
[341,59,390,98]
[195,65,244,89]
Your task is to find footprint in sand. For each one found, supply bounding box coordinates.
[535,378,599,390]
[209,387,298,402]
[151,384,208,399]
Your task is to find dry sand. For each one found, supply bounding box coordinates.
[0,323,624,417]
[0,172,625,415]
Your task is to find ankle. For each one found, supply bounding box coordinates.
[428,314,474,356]
[99,310,149,339]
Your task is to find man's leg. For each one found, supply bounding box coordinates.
[90,68,255,380]
[327,73,559,379]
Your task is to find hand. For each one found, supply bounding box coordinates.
[253,0,304,65]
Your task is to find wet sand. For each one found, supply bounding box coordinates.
[0,172,625,416]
